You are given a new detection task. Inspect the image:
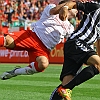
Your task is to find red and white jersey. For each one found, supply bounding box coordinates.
[31,4,74,50]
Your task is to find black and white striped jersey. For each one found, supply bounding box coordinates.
[69,2,100,45]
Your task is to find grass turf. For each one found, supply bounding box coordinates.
[0,64,100,100]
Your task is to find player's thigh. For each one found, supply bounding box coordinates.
[60,57,83,81]
[87,55,100,71]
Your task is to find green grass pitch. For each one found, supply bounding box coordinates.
[0,63,100,100]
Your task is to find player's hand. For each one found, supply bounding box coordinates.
[66,1,77,10]
[59,7,68,21]
[69,0,87,9]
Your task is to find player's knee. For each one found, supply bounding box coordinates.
[40,60,49,70]
[36,56,49,70]
[38,59,49,70]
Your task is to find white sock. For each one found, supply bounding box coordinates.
[14,62,38,75]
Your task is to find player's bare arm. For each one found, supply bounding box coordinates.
[50,0,76,15]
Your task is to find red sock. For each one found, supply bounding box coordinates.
[29,62,44,72]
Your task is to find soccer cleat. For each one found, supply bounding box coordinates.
[0,67,20,80]
[57,86,72,100]
[50,88,63,100]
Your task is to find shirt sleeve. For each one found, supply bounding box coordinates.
[43,4,56,16]
[77,2,100,14]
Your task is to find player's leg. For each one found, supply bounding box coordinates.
[50,75,74,100]
[50,66,83,100]
[0,43,50,80]
[50,39,84,100]
[0,30,50,79]
[55,39,99,100]
[0,40,50,80]
[11,37,50,76]
[58,55,100,100]
[14,55,49,75]
[1,55,49,80]
[50,56,82,100]
[50,84,63,100]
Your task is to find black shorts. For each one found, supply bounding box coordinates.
[60,39,97,81]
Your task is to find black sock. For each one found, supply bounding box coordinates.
[50,84,62,100]
[63,65,99,90]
